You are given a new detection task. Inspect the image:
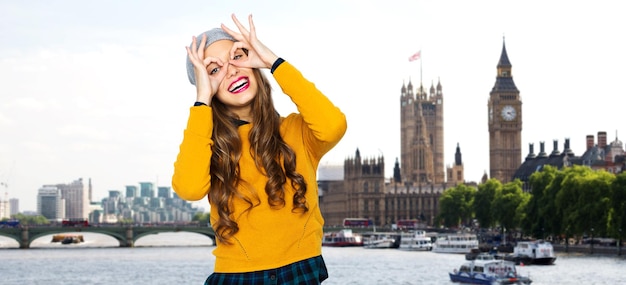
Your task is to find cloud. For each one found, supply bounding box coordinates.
[12,97,47,112]
[0,111,13,126]
[58,124,111,141]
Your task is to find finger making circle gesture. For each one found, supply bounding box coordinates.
[186,34,229,104]
[221,14,278,70]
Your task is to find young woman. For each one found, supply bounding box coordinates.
[172,14,347,284]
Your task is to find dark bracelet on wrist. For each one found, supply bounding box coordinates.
[271,58,285,74]
[193,101,207,106]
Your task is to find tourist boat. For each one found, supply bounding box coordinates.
[362,232,401,249]
[449,253,532,284]
[52,234,84,244]
[432,233,479,254]
[398,230,433,251]
[322,229,363,247]
[503,240,556,265]
[466,248,491,260]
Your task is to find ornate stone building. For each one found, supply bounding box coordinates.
[488,39,523,183]
[401,80,445,184]
[513,131,626,191]
[319,79,466,228]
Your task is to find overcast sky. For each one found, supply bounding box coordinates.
[1,0,625,212]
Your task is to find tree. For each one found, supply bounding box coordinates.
[193,212,211,226]
[579,169,614,237]
[556,166,588,237]
[541,166,569,238]
[523,165,558,238]
[557,165,613,237]
[11,213,49,226]
[492,179,527,235]
[438,184,476,228]
[611,172,626,241]
[473,179,500,229]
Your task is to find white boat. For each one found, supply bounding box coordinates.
[449,253,532,284]
[322,229,363,247]
[362,232,400,249]
[398,230,433,251]
[504,240,556,265]
[432,233,479,254]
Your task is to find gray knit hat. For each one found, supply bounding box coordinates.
[186,28,236,85]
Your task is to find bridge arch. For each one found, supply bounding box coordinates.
[0,231,21,247]
[134,230,216,246]
[0,225,216,248]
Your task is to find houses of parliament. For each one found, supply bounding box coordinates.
[318,40,522,227]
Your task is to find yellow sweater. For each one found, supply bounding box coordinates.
[172,61,347,273]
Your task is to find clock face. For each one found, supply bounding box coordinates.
[501,105,516,121]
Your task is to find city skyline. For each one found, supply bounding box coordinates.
[1,1,625,211]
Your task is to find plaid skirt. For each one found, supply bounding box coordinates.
[204,255,328,285]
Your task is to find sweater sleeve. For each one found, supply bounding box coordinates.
[171,106,213,201]
[273,61,347,161]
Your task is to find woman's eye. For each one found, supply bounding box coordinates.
[233,54,243,60]
[209,67,220,75]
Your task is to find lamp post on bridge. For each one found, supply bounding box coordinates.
[619,228,622,256]
[565,226,570,253]
[590,228,594,254]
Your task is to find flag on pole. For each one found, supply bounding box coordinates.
[408,50,421,62]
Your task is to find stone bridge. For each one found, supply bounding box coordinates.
[0,225,216,249]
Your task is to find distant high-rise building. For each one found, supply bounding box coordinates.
[139,182,154,198]
[126,185,138,198]
[0,182,7,219]
[104,191,121,216]
[88,178,93,203]
[37,186,65,220]
[54,178,88,219]
[0,199,8,219]
[9,198,19,216]
[157,186,171,199]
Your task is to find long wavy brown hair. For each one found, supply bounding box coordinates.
[208,68,308,244]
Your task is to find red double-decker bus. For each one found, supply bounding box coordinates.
[396,219,419,230]
[343,218,374,228]
[62,218,89,227]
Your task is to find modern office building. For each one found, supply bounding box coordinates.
[139,182,154,198]
[9,198,19,216]
[126,185,138,198]
[157,186,171,199]
[99,182,199,224]
[37,186,65,220]
[55,178,89,219]
[0,199,8,219]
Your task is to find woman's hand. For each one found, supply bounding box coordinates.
[221,14,279,70]
[186,34,228,104]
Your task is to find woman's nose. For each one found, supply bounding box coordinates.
[226,63,239,77]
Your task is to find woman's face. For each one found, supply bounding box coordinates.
[204,40,258,120]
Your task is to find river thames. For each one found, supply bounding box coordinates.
[1,232,625,284]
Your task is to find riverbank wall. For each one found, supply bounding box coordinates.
[553,244,624,256]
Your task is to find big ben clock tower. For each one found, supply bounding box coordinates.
[488,39,522,183]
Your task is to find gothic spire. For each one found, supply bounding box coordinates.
[498,36,512,68]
